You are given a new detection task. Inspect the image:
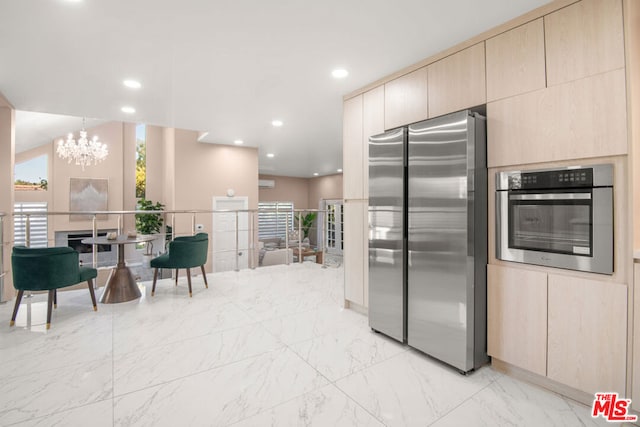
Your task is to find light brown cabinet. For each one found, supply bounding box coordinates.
[545,0,624,87]
[342,86,383,308]
[489,264,629,396]
[547,274,627,395]
[633,263,640,410]
[363,86,385,200]
[344,200,366,306]
[428,42,486,118]
[487,68,627,168]
[384,67,428,130]
[485,18,545,102]
[487,264,548,376]
[342,95,366,307]
[343,95,364,200]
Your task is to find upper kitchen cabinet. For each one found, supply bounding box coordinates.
[547,274,627,395]
[488,68,627,167]
[363,86,385,200]
[384,67,428,130]
[545,0,624,87]
[428,43,486,118]
[486,19,546,102]
[343,95,364,200]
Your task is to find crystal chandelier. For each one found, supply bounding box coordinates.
[56,119,108,171]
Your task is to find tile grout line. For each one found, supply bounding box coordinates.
[425,375,496,427]
[111,299,259,359]
[3,397,115,427]
[269,270,395,426]
[329,343,411,384]
[225,275,354,427]
[1,265,346,425]
[329,349,412,427]
[332,382,389,427]
[226,333,342,427]
[111,344,288,400]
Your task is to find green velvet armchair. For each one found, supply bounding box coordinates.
[10,246,98,329]
[150,233,209,297]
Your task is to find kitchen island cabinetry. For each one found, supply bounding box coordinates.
[487,264,547,376]
[547,275,627,395]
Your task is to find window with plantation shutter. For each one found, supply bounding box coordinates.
[258,202,293,240]
[14,202,48,248]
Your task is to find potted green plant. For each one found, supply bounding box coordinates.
[294,212,317,240]
[136,198,165,265]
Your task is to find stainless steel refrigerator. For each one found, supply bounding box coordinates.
[368,127,406,343]
[368,110,488,372]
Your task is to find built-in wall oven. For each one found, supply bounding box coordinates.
[496,164,613,274]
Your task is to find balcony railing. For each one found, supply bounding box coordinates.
[0,212,4,301]
[0,208,336,302]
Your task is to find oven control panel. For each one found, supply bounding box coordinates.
[507,168,593,190]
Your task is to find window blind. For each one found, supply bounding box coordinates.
[14,202,48,248]
[258,202,293,240]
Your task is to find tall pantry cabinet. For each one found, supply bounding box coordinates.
[343,87,384,308]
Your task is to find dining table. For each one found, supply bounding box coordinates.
[81,234,155,303]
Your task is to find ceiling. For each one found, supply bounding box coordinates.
[0,0,551,177]
[14,111,107,154]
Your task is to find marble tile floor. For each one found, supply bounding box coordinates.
[0,263,609,426]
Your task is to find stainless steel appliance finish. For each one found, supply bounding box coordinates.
[496,164,613,274]
[406,110,487,372]
[368,111,488,372]
[368,127,406,342]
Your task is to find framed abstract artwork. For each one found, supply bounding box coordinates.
[69,178,108,221]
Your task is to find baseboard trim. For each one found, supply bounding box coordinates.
[345,299,368,315]
[492,358,596,407]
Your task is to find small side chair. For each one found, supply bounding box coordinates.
[150,233,209,297]
[10,246,98,329]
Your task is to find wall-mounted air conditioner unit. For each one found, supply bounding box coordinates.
[258,179,275,189]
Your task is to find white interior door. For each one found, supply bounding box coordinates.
[323,199,343,255]
[213,197,249,272]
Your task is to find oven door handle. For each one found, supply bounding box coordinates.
[509,193,591,201]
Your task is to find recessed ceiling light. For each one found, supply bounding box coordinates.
[234,139,244,145]
[337,168,343,172]
[123,79,141,89]
[332,69,349,79]
[266,153,275,158]
[121,106,136,114]
[271,120,283,127]
[313,173,319,176]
